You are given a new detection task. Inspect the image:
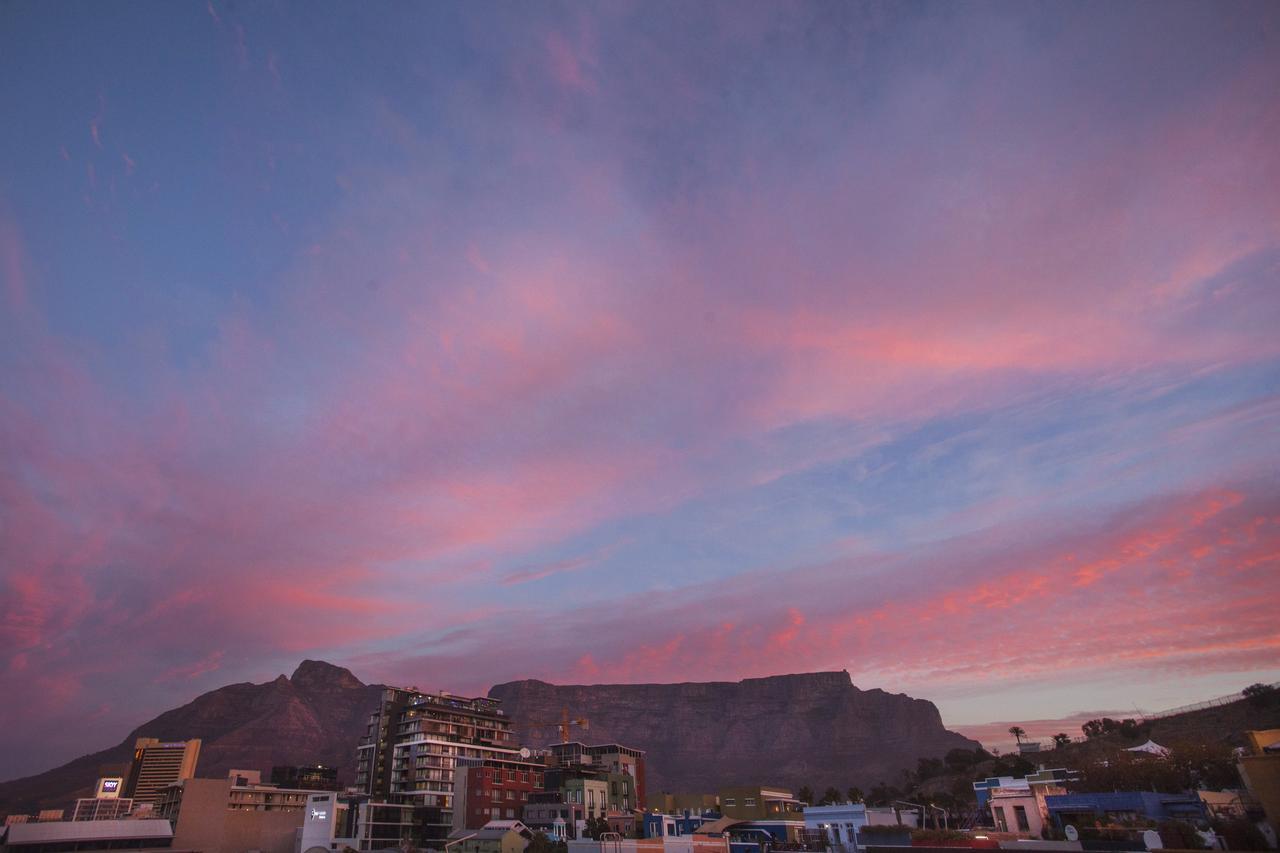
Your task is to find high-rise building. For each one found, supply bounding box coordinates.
[354,687,519,840]
[123,738,201,807]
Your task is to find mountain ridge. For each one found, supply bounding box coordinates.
[488,669,979,793]
[0,661,384,815]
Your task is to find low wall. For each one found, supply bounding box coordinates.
[569,837,730,853]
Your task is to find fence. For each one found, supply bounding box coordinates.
[1138,682,1280,722]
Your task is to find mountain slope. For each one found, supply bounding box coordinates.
[0,661,382,814]
[488,671,980,795]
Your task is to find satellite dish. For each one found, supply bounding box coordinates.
[519,747,532,759]
[1064,826,1078,842]
[1143,830,1163,850]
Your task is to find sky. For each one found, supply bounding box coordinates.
[1,0,1279,781]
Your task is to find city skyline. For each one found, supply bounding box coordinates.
[2,1,1279,781]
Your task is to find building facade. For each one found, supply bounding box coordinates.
[298,792,418,853]
[548,743,646,812]
[354,687,521,840]
[1238,729,1280,841]
[803,803,868,851]
[521,791,584,841]
[718,787,803,821]
[987,785,1066,836]
[123,738,202,808]
[270,765,340,791]
[452,756,547,831]
[1044,791,1207,828]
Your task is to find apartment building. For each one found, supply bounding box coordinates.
[354,687,520,840]
[452,756,547,831]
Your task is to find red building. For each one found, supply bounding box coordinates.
[452,757,547,831]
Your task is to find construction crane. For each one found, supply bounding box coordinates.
[526,706,589,744]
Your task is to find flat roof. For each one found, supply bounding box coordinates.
[5,819,174,845]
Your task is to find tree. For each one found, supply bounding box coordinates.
[528,832,568,853]
[1082,719,1106,738]
[820,787,843,805]
[1243,683,1278,708]
[1156,820,1204,850]
[944,747,990,771]
[1008,726,1027,744]
[797,786,815,806]
[916,757,944,781]
[1117,718,1145,739]
[584,817,610,841]
[1052,733,1072,748]
[847,787,864,804]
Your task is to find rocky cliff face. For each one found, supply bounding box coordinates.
[0,661,383,814]
[1,665,977,814]
[488,671,979,794]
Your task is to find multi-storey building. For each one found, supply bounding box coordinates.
[452,756,547,831]
[545,742,645,815]
[123,738,201,807]
[354,687,520,840]
[522,791,584,841]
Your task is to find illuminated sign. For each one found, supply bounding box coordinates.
[101,780,120,792]
[310,809,328,821]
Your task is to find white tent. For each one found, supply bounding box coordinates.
[1125,739,1171,757]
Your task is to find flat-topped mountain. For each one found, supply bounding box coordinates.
[0,664,976,814]
[0,661,383,814]
[488,671,980,794]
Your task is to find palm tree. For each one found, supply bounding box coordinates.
[1052,733,1071,748]
[1008,726,1027,744]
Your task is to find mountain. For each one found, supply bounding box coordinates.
[0,661,383,814]
[487,671,980,794]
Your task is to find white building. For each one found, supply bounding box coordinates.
[804,803,869,851]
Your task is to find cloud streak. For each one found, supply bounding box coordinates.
[1,0,1278,779]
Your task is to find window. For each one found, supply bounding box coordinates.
[832,826,842,843]
[744,798,756,807]
[1014,806,1030,832]
[994,807,1008,833]
[724,799,736,807]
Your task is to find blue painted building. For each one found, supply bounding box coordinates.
[644,811,719,838]
[1045,792,1207,827]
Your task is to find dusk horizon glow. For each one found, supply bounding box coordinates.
[2,0,1279,781]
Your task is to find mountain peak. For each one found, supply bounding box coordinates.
[290,660,364,690]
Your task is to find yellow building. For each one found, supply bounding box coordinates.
[1238,730,1280,839]
[717,786,804,821]
[648,792,719,813]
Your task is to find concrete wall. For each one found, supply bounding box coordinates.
[171,778,304,853]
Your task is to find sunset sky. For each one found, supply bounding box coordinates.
[2,1,1279,780]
